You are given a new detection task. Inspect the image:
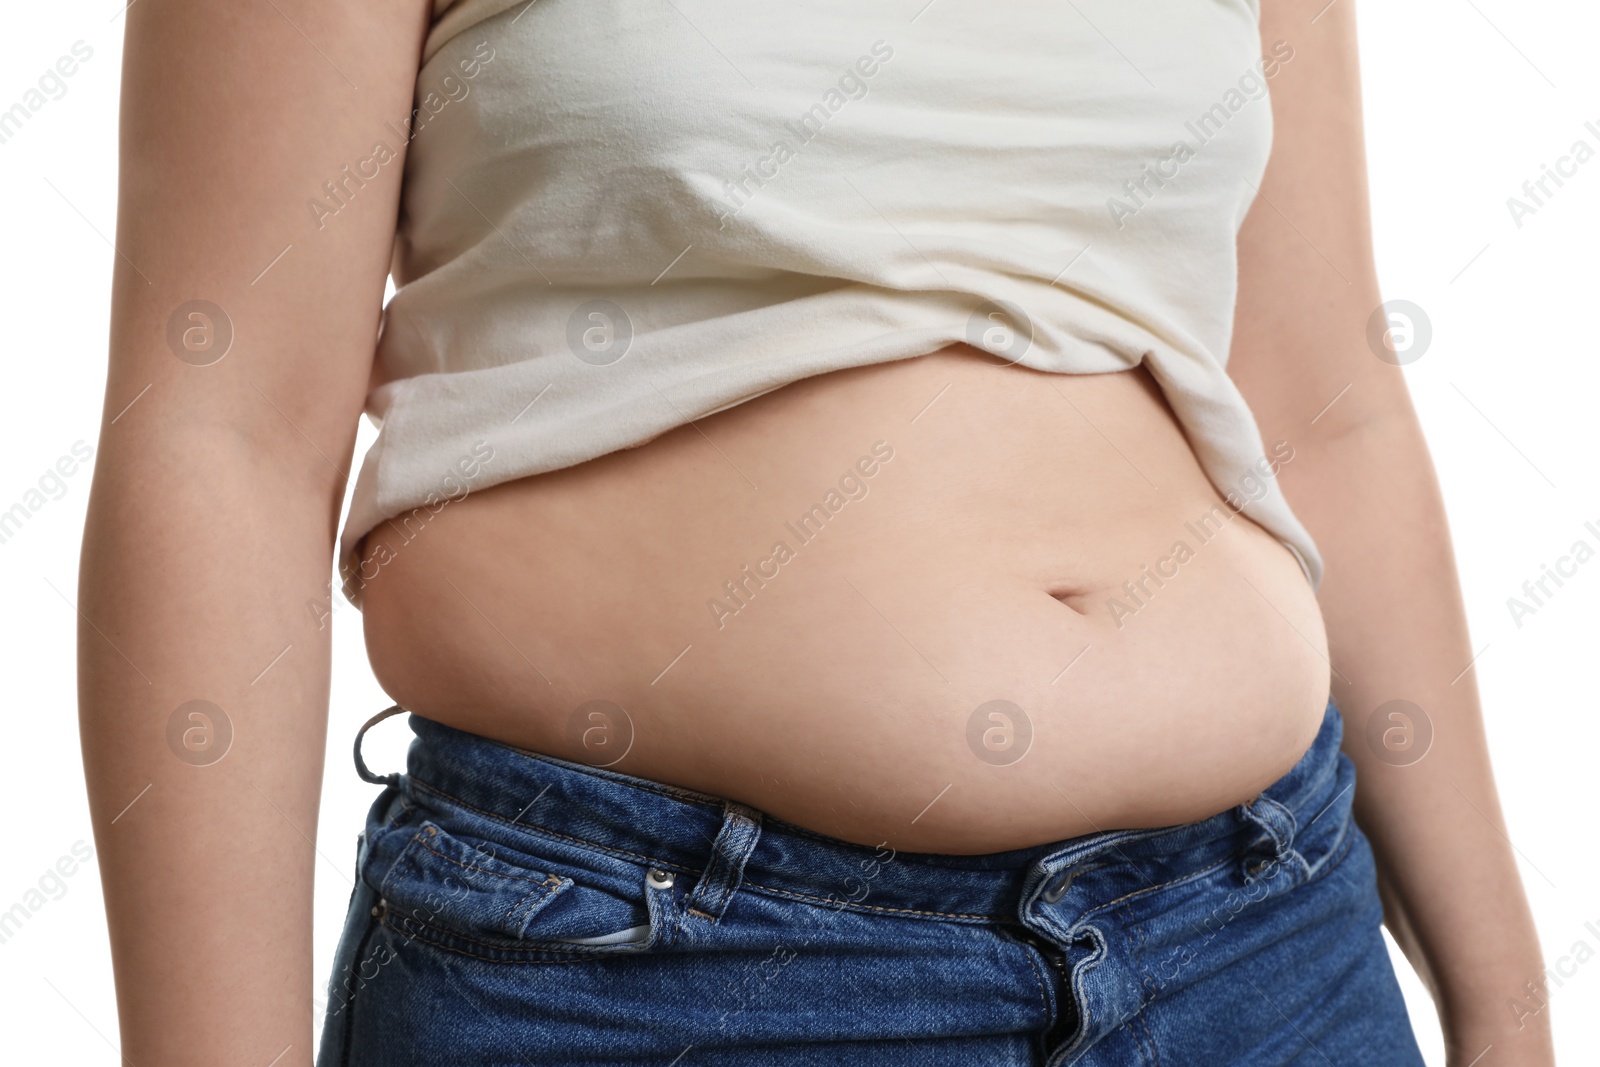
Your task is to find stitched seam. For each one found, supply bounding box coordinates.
[387,918,634,966]
[1138,1011,1160,1067]
[757,807,1016,855]
[411,832,568,890]
[1248,795,1299,851]
[408,777,698,874]
[379,839,424,901]
[383,799,415,831]
[1018,939,1054,1030]
[1128,1010,1152,1067]
[1078,854,1237,921]
[384,910,652,961]
[507,885,564,933]
[427,736,727,809]
[368,801,422,896]
[738,878,995,921]
[400,829,570,932]
[700,883,732,916]
[688,827,743,919]
[407,773,1250,925]
[1058,940,1101,1059]
[1277,797,1300,843]
[1127,924,1162,1067]
[767,810,1181,868]
[1133,920,1160,1001]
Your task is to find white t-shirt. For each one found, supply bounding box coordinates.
[337,0,1320,605]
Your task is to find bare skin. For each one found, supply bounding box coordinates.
[357,349,1330,853]
[79,1,1551,1065]
[1231,4,1551,1062]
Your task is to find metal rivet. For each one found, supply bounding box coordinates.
[371,898,387,918]
[1042,870,1074,904]
[646,867,675,890]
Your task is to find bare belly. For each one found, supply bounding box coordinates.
[356,345,1330,854]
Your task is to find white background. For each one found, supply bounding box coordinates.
[1,0,1595,1062]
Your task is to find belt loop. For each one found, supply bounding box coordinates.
[1240,794,1298,855]
[1238,793,1310,884]
[685,800,763,922]
[353,704,408,787]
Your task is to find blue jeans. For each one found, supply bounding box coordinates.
[316,697,1425,1065]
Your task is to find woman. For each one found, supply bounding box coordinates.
[79,0,1551,1064]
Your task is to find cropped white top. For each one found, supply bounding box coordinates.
[336,0,1321,605]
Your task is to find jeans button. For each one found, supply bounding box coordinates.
[646,867,676,890]
[1042,869,1074,903]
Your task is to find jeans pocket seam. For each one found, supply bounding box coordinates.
[410,827,571,892]
[384,909,656,964]
[504,876,573,936]
[376,836,423,902]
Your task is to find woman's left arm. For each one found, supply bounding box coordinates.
[1228,3,1552,1064]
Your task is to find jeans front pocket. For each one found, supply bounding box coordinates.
[365,807,668,962]
[379,819,571,939]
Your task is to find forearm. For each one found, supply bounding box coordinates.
[81,0,431,1059]
[79,431,340,1066]
[1283,412,1551,1062]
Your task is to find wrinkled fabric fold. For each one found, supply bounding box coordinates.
[337,0,1323,605]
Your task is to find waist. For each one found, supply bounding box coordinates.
[378,694,1351,924]
[355,346,1330,851]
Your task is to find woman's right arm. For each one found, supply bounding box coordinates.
[79,2,430,1062]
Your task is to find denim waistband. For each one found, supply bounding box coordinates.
[374,697,1347,927]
